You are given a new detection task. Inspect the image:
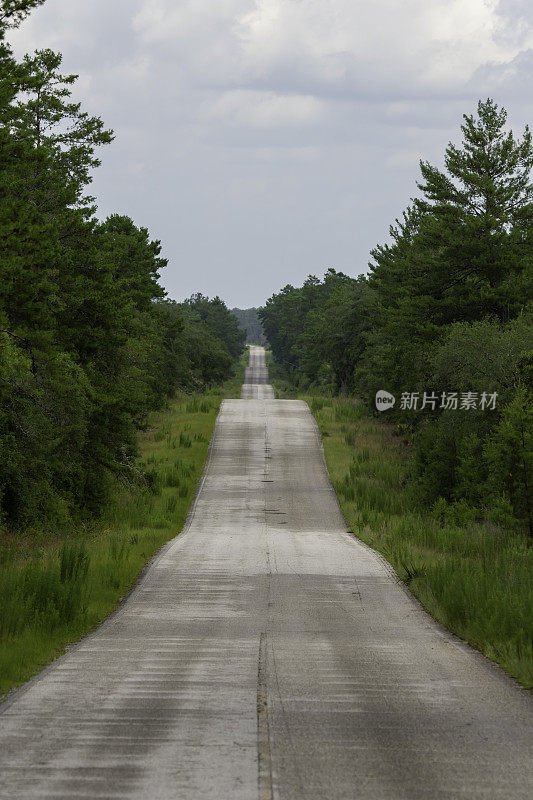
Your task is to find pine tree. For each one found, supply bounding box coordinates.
[414,98,533,322]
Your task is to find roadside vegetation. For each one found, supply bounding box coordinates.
[0,6,246,534]
[262,97,533,689]
[230,307,267,345]
[260,100,532,537]
[0,4,249,698]
[0,351,247,697]
[269,375,533,688]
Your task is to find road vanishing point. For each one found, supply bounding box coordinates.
[0,346,532,799]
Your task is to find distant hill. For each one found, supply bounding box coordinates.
[230,308,267,345]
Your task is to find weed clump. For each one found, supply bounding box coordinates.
[0,541,91,641]
[310,392,533,689]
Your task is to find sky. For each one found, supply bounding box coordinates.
[9,0,533,308]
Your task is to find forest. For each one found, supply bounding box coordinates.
[0,2,245,532]
[230,308,266,345]
[260,99,533,535]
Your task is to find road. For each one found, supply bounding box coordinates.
[0,345,531,799]
[241,345,274,399]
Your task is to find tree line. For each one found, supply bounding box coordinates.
[0,2,245,529]
[260,99,533,534]
[230,308,266,345]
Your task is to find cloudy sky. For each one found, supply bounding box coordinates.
[9,0,533,307]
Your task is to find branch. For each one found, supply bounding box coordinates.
[0,329,37,374]
[0,374,43,408]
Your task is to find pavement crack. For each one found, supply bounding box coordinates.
[257,633,273,800]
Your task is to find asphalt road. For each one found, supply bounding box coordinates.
[241,345,274,399]
[0,346,531,799]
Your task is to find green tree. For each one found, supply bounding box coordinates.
[413,98,533,323]
[0,46,114,346]
[185,294,245,359]
[1,0,244,529]
[260,270,374,390]
[307,277,376,392]
[364,100,533,407]
[230,308,266,345]
[484,385,532,535]
[0,1,45,32]
[263,100,532,531]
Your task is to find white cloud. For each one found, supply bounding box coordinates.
[205,90,324,129]
[129,0,532,96]
[6,0,533,305]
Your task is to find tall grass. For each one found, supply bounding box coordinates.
[0,541,90,641]
[300,393,533,689]
[0,386,233,697]
[0,353,250,698]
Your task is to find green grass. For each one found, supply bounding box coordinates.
[7,345,528,693]
[282,390,533,689]
[221,347,249,397]
[0,355,248,699]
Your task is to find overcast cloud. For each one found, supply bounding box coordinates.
[9,0,533,307]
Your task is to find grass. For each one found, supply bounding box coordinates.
[0,353,248,699]
[274,386,533,689]
[6,346,529,693]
